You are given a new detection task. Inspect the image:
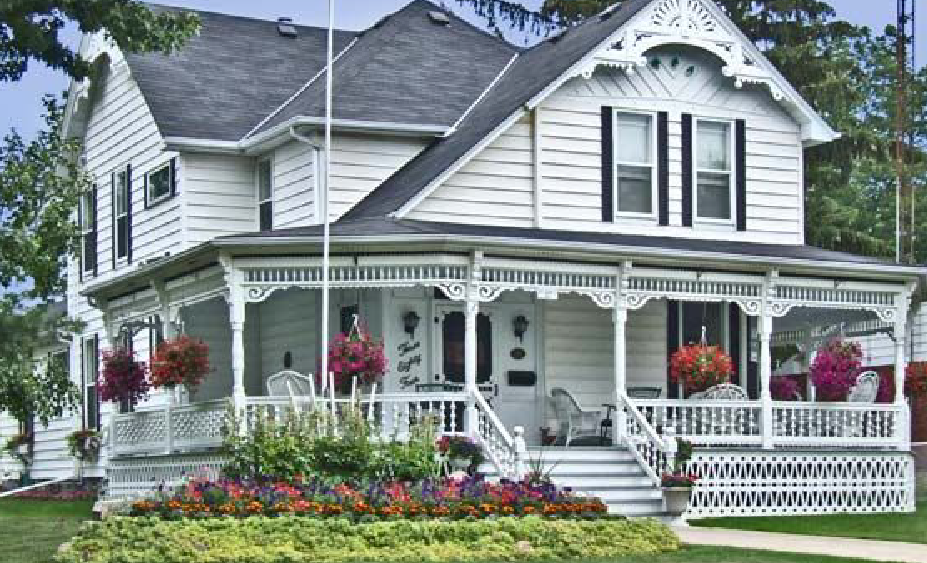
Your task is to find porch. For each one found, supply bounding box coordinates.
[92,249,919,515]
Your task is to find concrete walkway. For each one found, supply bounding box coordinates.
[673,526,927,563]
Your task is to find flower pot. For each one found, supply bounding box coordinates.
[662,487,692,516]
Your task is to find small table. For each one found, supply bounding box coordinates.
[600,404,617,442]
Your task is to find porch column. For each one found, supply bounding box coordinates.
[759,313,774,449]
[613,306,628,444]
[223,259,247,412]
[893,293,911,449]
[464,298,479,437]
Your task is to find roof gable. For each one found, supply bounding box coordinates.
[344,0,838,221]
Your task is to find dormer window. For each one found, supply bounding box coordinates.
[695,119,733,222]
[613,111,656,217]
[257,158,273,231]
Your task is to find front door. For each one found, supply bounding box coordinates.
[434,303,539,442]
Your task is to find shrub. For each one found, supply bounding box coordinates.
[56,515,679,563]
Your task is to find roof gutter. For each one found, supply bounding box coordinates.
[164,118,448,155]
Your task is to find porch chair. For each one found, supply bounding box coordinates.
[688,383,754,439]
[266,370,316,409]
[549,387,605,446]
[831,371,880,439]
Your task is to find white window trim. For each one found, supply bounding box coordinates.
[82,336,98,431]
[256,157,273,230]
[693,117,736,226]
[113,165,130,264]
[145,162,173,207]
[80,189,94,274]
[612,109,658,220]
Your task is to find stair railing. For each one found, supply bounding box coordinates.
[618,393,674,486]
[471,388,526,480]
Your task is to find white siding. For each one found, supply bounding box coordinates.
[543,296,666,409]
[407,116,535,227]
[184,153,257,244]
[257,289,319,388]
[409,46,804,245]
[857,304,927,368]
[273,141,317,229]
[328,134,428,220]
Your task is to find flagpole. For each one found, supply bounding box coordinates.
[321,0,333,391]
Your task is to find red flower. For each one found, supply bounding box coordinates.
[669,344,734,394]
[321,322,387,392]
[150,335,211,390]
[100,348,149,407]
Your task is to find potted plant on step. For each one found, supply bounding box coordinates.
[661,438,697,518]
[67,429,102,462]
[436,435,484,474]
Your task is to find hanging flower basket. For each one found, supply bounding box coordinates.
[905,362,927,398]
[150,336,211,392]
[4,434,31,466]
[669,343,734,394]
[809,339,861,401]
[100,348,150,408]
[770,376,801,401]
[66,429,102,462]
[324,319,387,395]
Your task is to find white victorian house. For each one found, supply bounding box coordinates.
[1,0,923,518]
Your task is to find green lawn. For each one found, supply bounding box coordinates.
[609,546,901,563]
[692,492,927,544]
[0,499,94,563]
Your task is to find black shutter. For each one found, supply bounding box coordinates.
[681,113,693,227]
[666,300,679,399]
[111,172,116,270]
[144,168,149,209]
[126,164,133,264]
[601,107,614,222]
[91,185,98,277]
[78,193,84,283]
[735,119,747,231]
[657,111,669,226]
[728,305,741,387]
[170,157,178,197]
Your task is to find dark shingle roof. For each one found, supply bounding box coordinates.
[217,217,910,269]
[250,0,519,135]
[343,0,654,219]
[125,6,356,141]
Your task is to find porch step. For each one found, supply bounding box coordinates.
[482,446,665,518]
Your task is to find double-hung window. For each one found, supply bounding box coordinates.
[145,161,174,207]
[695,120,733,222]
[614,112,656,217]
[257,159,273,231]
[82,337,100,431]
[80,187,96,276]
[113,166,130,260]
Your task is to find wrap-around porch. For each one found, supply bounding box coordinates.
[96,249,918,515]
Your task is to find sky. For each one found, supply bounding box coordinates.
[0,0,924,141]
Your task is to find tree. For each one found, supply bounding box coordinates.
[453,1,917,258]
[1,0,199,82]
[0,2,198,429]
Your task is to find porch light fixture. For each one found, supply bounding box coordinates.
[403,310,421,338]
[513,315,529,343]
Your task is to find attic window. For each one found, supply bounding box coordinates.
[427,11,450,25]
[277,17,297,38]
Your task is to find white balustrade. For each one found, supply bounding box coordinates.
[110,399,228,457]
[619,395,672,484]
[472,390,519,479]
[633,399,763,447]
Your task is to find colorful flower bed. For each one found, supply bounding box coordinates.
[12,488,96,501]
[129,476,610,521]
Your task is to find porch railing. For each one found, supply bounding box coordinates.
[472,389,520,479]
[619,394,673,485]
[110,399,228,457]
[629,399,906,449]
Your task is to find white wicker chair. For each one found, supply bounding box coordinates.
[549,387,604,446]
[266,370,316,399]
[848,371,880,403]
[688,383,753,438]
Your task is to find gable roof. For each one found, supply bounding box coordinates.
[249,0,519,138]
[125,5,356,142]
[343,0,653,220]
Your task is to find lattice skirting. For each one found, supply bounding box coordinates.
[686,450,917,518]
[106,453,228,499]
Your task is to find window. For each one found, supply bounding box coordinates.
[145,161,174,207]
[113,166,130,260]
[695,120,733,221]
[80,187,96,275]
[614,112,656,216]
[257,159,273,231]
[441,311,492,385]
[82,337,100,431]
[149,315,164,361]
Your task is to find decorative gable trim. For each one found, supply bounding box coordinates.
[567,0,837,147]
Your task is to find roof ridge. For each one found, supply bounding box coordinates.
[144,2,355,34]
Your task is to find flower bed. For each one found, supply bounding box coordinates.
[12,489,96,501]
[56,514,679,563]
[128,476,610,521]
